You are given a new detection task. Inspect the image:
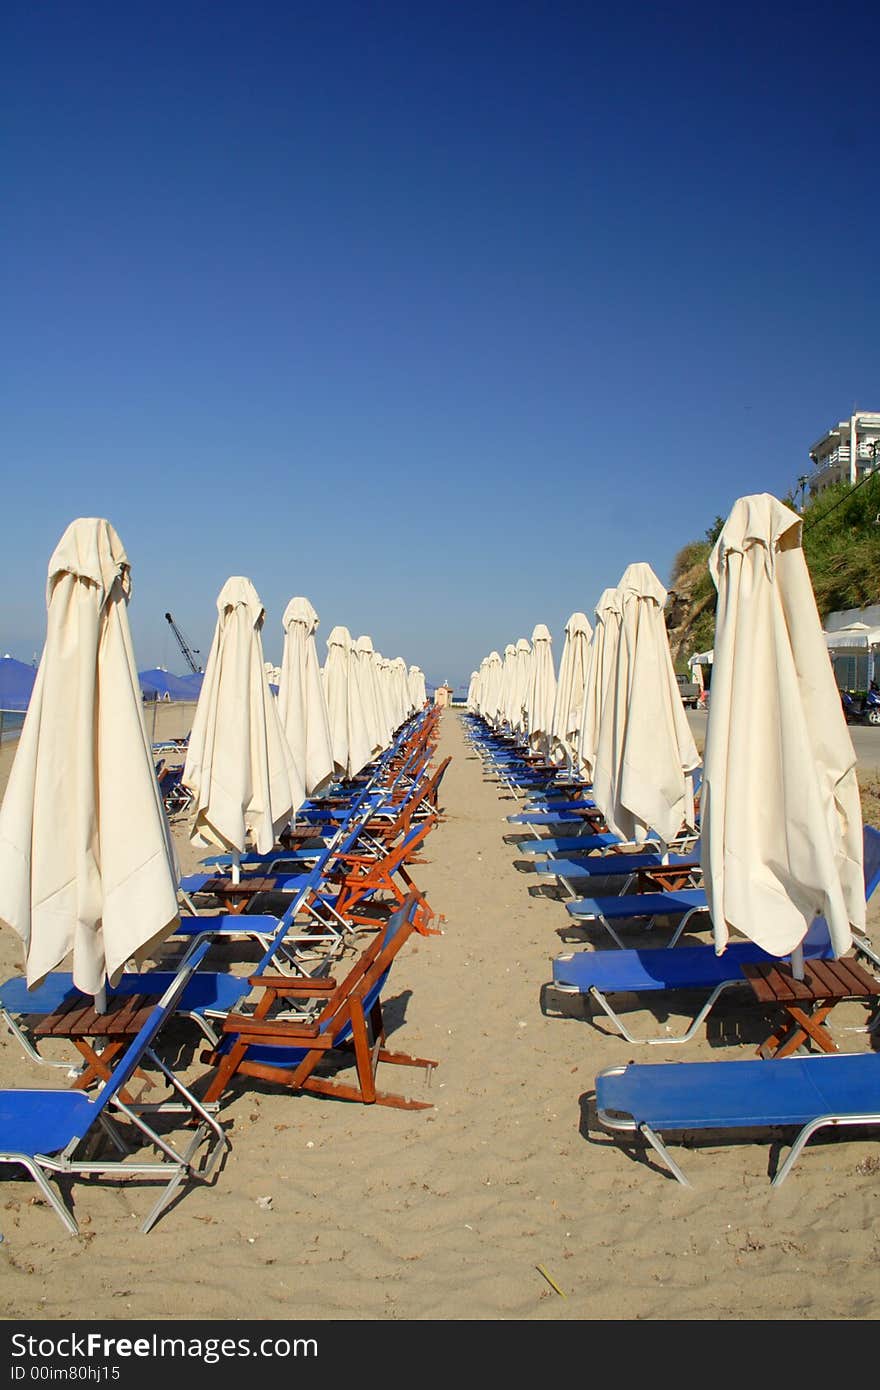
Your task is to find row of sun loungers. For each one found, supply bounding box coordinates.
[0,704,448,1234]
[464,710,880,1188]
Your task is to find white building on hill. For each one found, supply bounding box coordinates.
[807,410,880,498]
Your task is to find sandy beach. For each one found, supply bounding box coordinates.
[0,704,878,1323]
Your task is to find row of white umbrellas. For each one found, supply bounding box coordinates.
[470,563,699,850]
[0,493,865,1004]
[469,624,559,757]
[469,494,865,970]
[183,584,426,867]
[0,519,428,1000]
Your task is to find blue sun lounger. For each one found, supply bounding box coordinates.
[534,849,699,894]
[0,961,252,1069]
[594,1051,880,1186]
[564,887,710,948]
[174,870,359,965]
[506,805,601,828]
[0,878,351,1075]
[564,824,880,951]
[0,937,229,1234]
[518,790,595,809]
[200,892,436,1110]
[514,826,701,860]
[516,832,624,856]
[547,937,837,1044]
[179,867,315,898]
[510,769,703,838]
[548,825,880,1041]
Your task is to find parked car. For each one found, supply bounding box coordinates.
[675,672,701,708]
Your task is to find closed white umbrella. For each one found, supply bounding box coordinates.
[466,670,479,712]
[323,625,373,779]
[390,657,412,725]
[578,588,623,784]
[0,518,180,1003]
[702,494,864,966]
[380,654,401,731]
[525,623,557,755]
[483,650,504,728]
[511,638,532,737]
[550,611,593,769]
[499,643,518,729]
[474,657,489,717]
[183,577,305,874]
[408,664,427,710]
[353,635,390,757]
[277,596,335,798]
[591,563,700,850]
[373,652,397,745]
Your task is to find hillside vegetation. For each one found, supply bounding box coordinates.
[665,474,880,668]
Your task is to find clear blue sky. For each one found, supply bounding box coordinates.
[4,0,879,690]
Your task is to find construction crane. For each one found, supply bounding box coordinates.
[164,612,202,674]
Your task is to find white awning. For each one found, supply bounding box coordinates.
[824,624,880,651]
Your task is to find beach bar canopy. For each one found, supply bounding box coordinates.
[139,667,204,701]
[823,606,880,690]
[0,657,37,712]
[823,605,880,650]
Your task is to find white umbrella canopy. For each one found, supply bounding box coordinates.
[323,626,373,779]
[0,518,180,997]
[499,643,518,728]
[483,650,504,728]
[373,652,397,744]
[578,588,623,785]
[550,611,593,768]
[353,635,390,758]
[391,657,412,724]
[408,664,427,710]
[466,670,479,711]
[525,623,557,754]
[702,494,864,962]
[591,563,700,850]
[511,638,532,736]
[379,655,400,732]
[473,658,488,716]
[277,596,335,798]
[183,577,306,859]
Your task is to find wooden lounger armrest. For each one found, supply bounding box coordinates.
[221,1014,325,1041]
[247,973,337,992]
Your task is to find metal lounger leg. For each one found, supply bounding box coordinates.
[638,1123,692,1186]
[588,980,744,1045]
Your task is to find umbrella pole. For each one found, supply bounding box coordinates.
[94,985,107,1013]
[791,943,805,981]
[231,849,241,885]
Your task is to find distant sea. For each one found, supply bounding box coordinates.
[0,712,25,743]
